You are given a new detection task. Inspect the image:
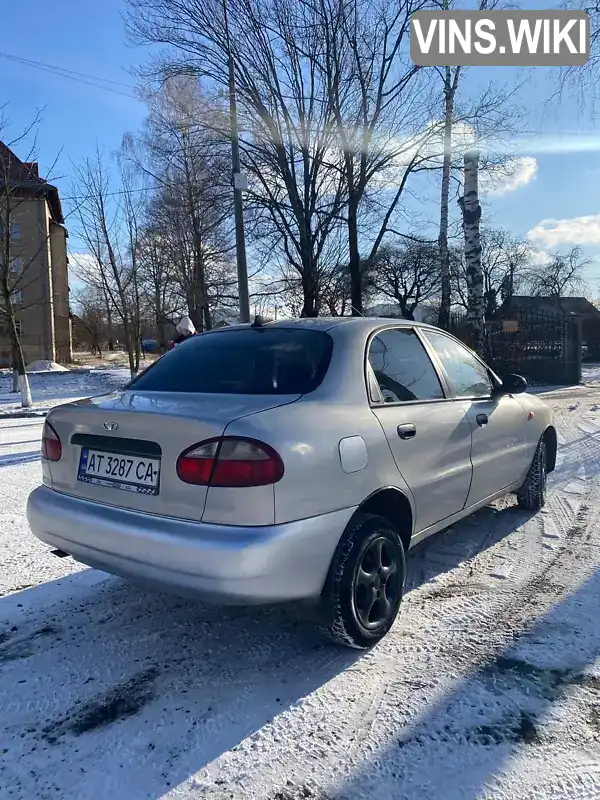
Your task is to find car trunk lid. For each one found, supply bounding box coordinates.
[45,390,299,522]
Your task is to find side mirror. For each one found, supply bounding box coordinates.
[499,373,528,394]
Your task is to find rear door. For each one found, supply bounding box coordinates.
[423,330,532,506]
[368,327,473,534]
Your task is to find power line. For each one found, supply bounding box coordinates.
[0,52,133,88]
[63,184,173,203]
[0,51,139,100]
[4,49,600,140]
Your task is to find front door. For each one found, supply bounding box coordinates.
[368,327,473,533]
[423,330,533,506]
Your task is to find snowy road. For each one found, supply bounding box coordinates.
[1,379,600,800]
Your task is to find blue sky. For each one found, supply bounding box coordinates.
[4,0,600,293]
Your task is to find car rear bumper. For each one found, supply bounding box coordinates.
[27,485,355,604]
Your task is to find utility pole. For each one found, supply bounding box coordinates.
[223,0,250,323]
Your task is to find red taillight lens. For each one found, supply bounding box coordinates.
[176,437,284,487]
[41,421,62,462]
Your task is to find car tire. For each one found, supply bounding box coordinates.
[320,513,406,649]
[517,438,547,511]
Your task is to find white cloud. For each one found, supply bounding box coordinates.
[528,248,552,267]
[68,252,99,278]
[527,214,600,248]
[481,156,538,197]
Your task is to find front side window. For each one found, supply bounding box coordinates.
[368,328,444,403]
[425,331,493,398]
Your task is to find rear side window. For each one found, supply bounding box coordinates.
[129,328,333,395]
[368,328,444,403]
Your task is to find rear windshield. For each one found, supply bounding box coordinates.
[129,328,333,395]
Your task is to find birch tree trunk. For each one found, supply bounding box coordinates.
[438,64,460,330]
[460,150,485,355]
[11,343,18,393]
[1,294,32,408]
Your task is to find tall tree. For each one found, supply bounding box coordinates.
[437,55,460,330]
[72,285,108,356]
[318,0,437,315]
[126,0,348,317]
[451,227,532,316]
[370,241,441,320]
[526,246,589,300]
[72,150,143,379]
[135,216,184,350]
[123,77,234,330]
[434,0,526,329]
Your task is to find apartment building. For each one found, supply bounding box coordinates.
[0,141,72,366]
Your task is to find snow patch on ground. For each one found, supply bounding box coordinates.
[582,363,600,384]
[0,368,131,417]
[26,360,69,373]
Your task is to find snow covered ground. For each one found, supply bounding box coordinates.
[1,371,600,799]
[0,368,130,417]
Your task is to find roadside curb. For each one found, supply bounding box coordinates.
[0,411,48,420]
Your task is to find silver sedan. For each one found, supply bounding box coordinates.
[27,317,556,648]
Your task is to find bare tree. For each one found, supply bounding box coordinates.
[315,0,442,315]
[71,150,143,379]
[459,150,484,354]
[451,227,532,316]
[556,1,600,109]
[136,216,184,350]
[432,0,531,331]
[72,285,107,356]
[436,0,490,328]
[370,241,441,320]
[526,246,590,300]
[126,2,348,317]
[123,77,234,329]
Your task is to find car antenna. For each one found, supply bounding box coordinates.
[350,305,365,317]
[251,314,271,328]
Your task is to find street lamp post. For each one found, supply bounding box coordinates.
[222,0,250,324]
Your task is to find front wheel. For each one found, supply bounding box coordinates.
[517,438,547,511]
[320,513,406,649]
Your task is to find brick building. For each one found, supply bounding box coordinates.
[0,142,72,366]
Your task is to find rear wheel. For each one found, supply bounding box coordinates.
[517,438,547,511]
[320,513,406,649]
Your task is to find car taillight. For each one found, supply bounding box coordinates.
[176,437,284,487]
[41,421,62,462]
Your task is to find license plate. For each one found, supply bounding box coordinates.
[77,448,160,495]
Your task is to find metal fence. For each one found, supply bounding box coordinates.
[582,318,600,362]
[448,309,582,386]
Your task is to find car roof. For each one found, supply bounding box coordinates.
[206,317,440,333]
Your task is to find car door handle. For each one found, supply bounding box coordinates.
[397,423,416,440]
[476,413,488,427]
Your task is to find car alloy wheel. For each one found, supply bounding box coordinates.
[352,536,403,632]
